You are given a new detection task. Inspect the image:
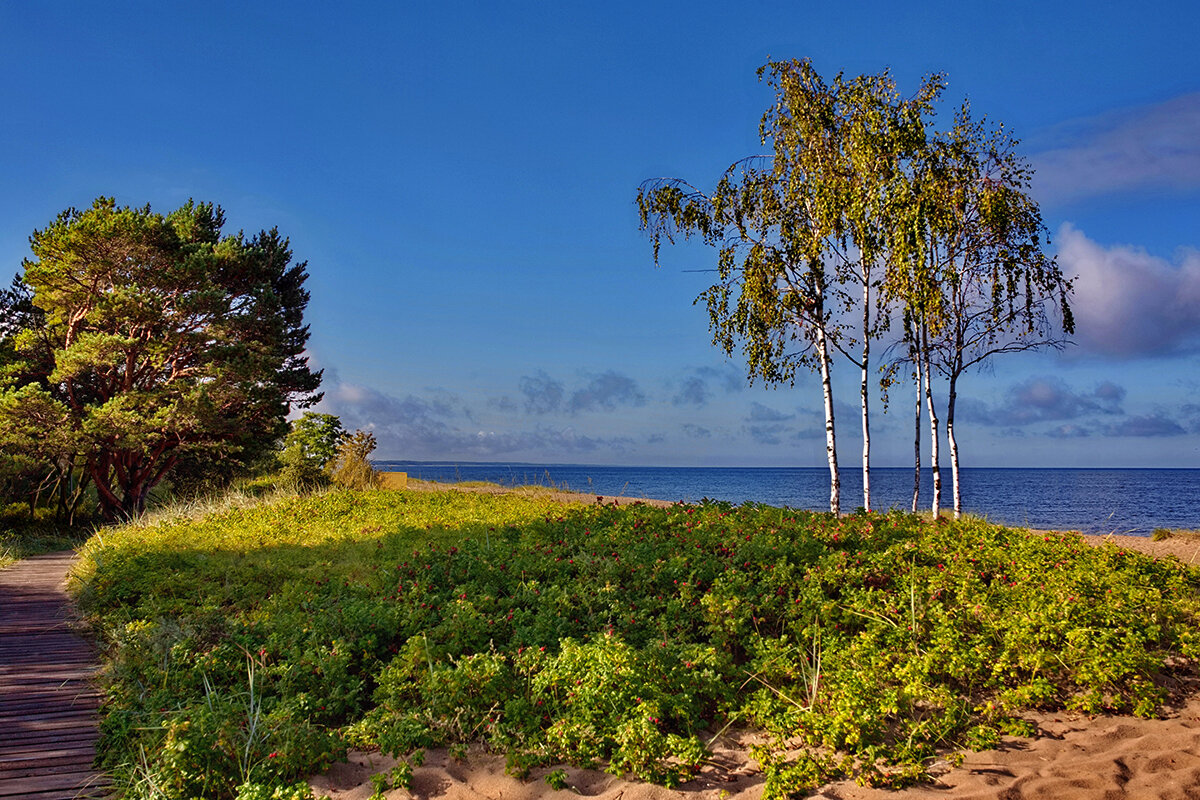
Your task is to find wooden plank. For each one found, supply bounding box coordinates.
[1,689,99,702]
[0,747,99,771]
[0,703,100,718]
[0,552,111,799]
[0,695,100,711]
[0,758,105,781]
[0,773,109,798]
[0,742,98,760]
[0,733,100,753]
[3,716,101,733]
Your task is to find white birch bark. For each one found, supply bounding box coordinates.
[860,279,871,512]
[912,352,922,513]
[947,372,962,520]
[922,326,942,518]
[816,325,840,516]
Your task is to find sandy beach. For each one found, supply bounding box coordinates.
[313,685,1200,800]
[314,483,1200,800]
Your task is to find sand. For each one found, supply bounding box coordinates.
[312,695,1200,800]
[312,483,1200,799]
[1080,532,1200,565]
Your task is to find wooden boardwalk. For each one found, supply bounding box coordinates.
[0,552,110,799]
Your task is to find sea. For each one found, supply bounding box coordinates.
[375,462,1200,536]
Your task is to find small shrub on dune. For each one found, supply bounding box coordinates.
[326,430,380,491]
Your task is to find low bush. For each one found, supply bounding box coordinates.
[73,491,1200,799]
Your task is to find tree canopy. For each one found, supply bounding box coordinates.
[639,59,943,514]
[278,411,346,489]
[0,197,321,519]
[326,429,379,490]
[639,60,1072,517]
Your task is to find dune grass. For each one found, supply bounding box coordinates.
[71,488,1200,800]
[1152,527,1200,541]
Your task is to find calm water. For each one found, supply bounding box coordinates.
[375,462,1200,536]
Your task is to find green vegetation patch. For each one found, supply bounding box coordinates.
[73,490,1200,799]
[1,504,92,567]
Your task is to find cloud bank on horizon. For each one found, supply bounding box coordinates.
[316,359,1200,466]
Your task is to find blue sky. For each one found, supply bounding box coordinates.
[3,1,1199,468]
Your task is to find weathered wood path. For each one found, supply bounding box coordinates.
[0,552,110,799]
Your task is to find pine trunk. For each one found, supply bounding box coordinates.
[90,458,123,523]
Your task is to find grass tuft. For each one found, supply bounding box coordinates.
[1153,528,1200,542]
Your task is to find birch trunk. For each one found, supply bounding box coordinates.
[860,279,871,512]
[922,326,942,518]
[912,353,922,513]
[816,325,840,516]
[947,372,962,520]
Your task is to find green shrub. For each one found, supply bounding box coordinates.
[326,430,379,490]
[279,413,346,490]
[234,781,323,800]
[73,492,1200,798]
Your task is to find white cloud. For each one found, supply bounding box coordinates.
[1032,93,1200,204]
[1057,224,1200,357]
[519,371,565,414]
[1101,413,1186,438]
[517,370,647,415]
[960,375,1189,439]
[746,402,793,422]
[672,376,709,407]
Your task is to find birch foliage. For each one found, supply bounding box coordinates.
[887,105,1075,518]
[638,59,943,514]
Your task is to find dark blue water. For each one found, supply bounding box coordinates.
[375,462,1200,536]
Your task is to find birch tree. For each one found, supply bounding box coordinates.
[924,106,1074,518]
[885,104,1074,518]
[638,59,942,514]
